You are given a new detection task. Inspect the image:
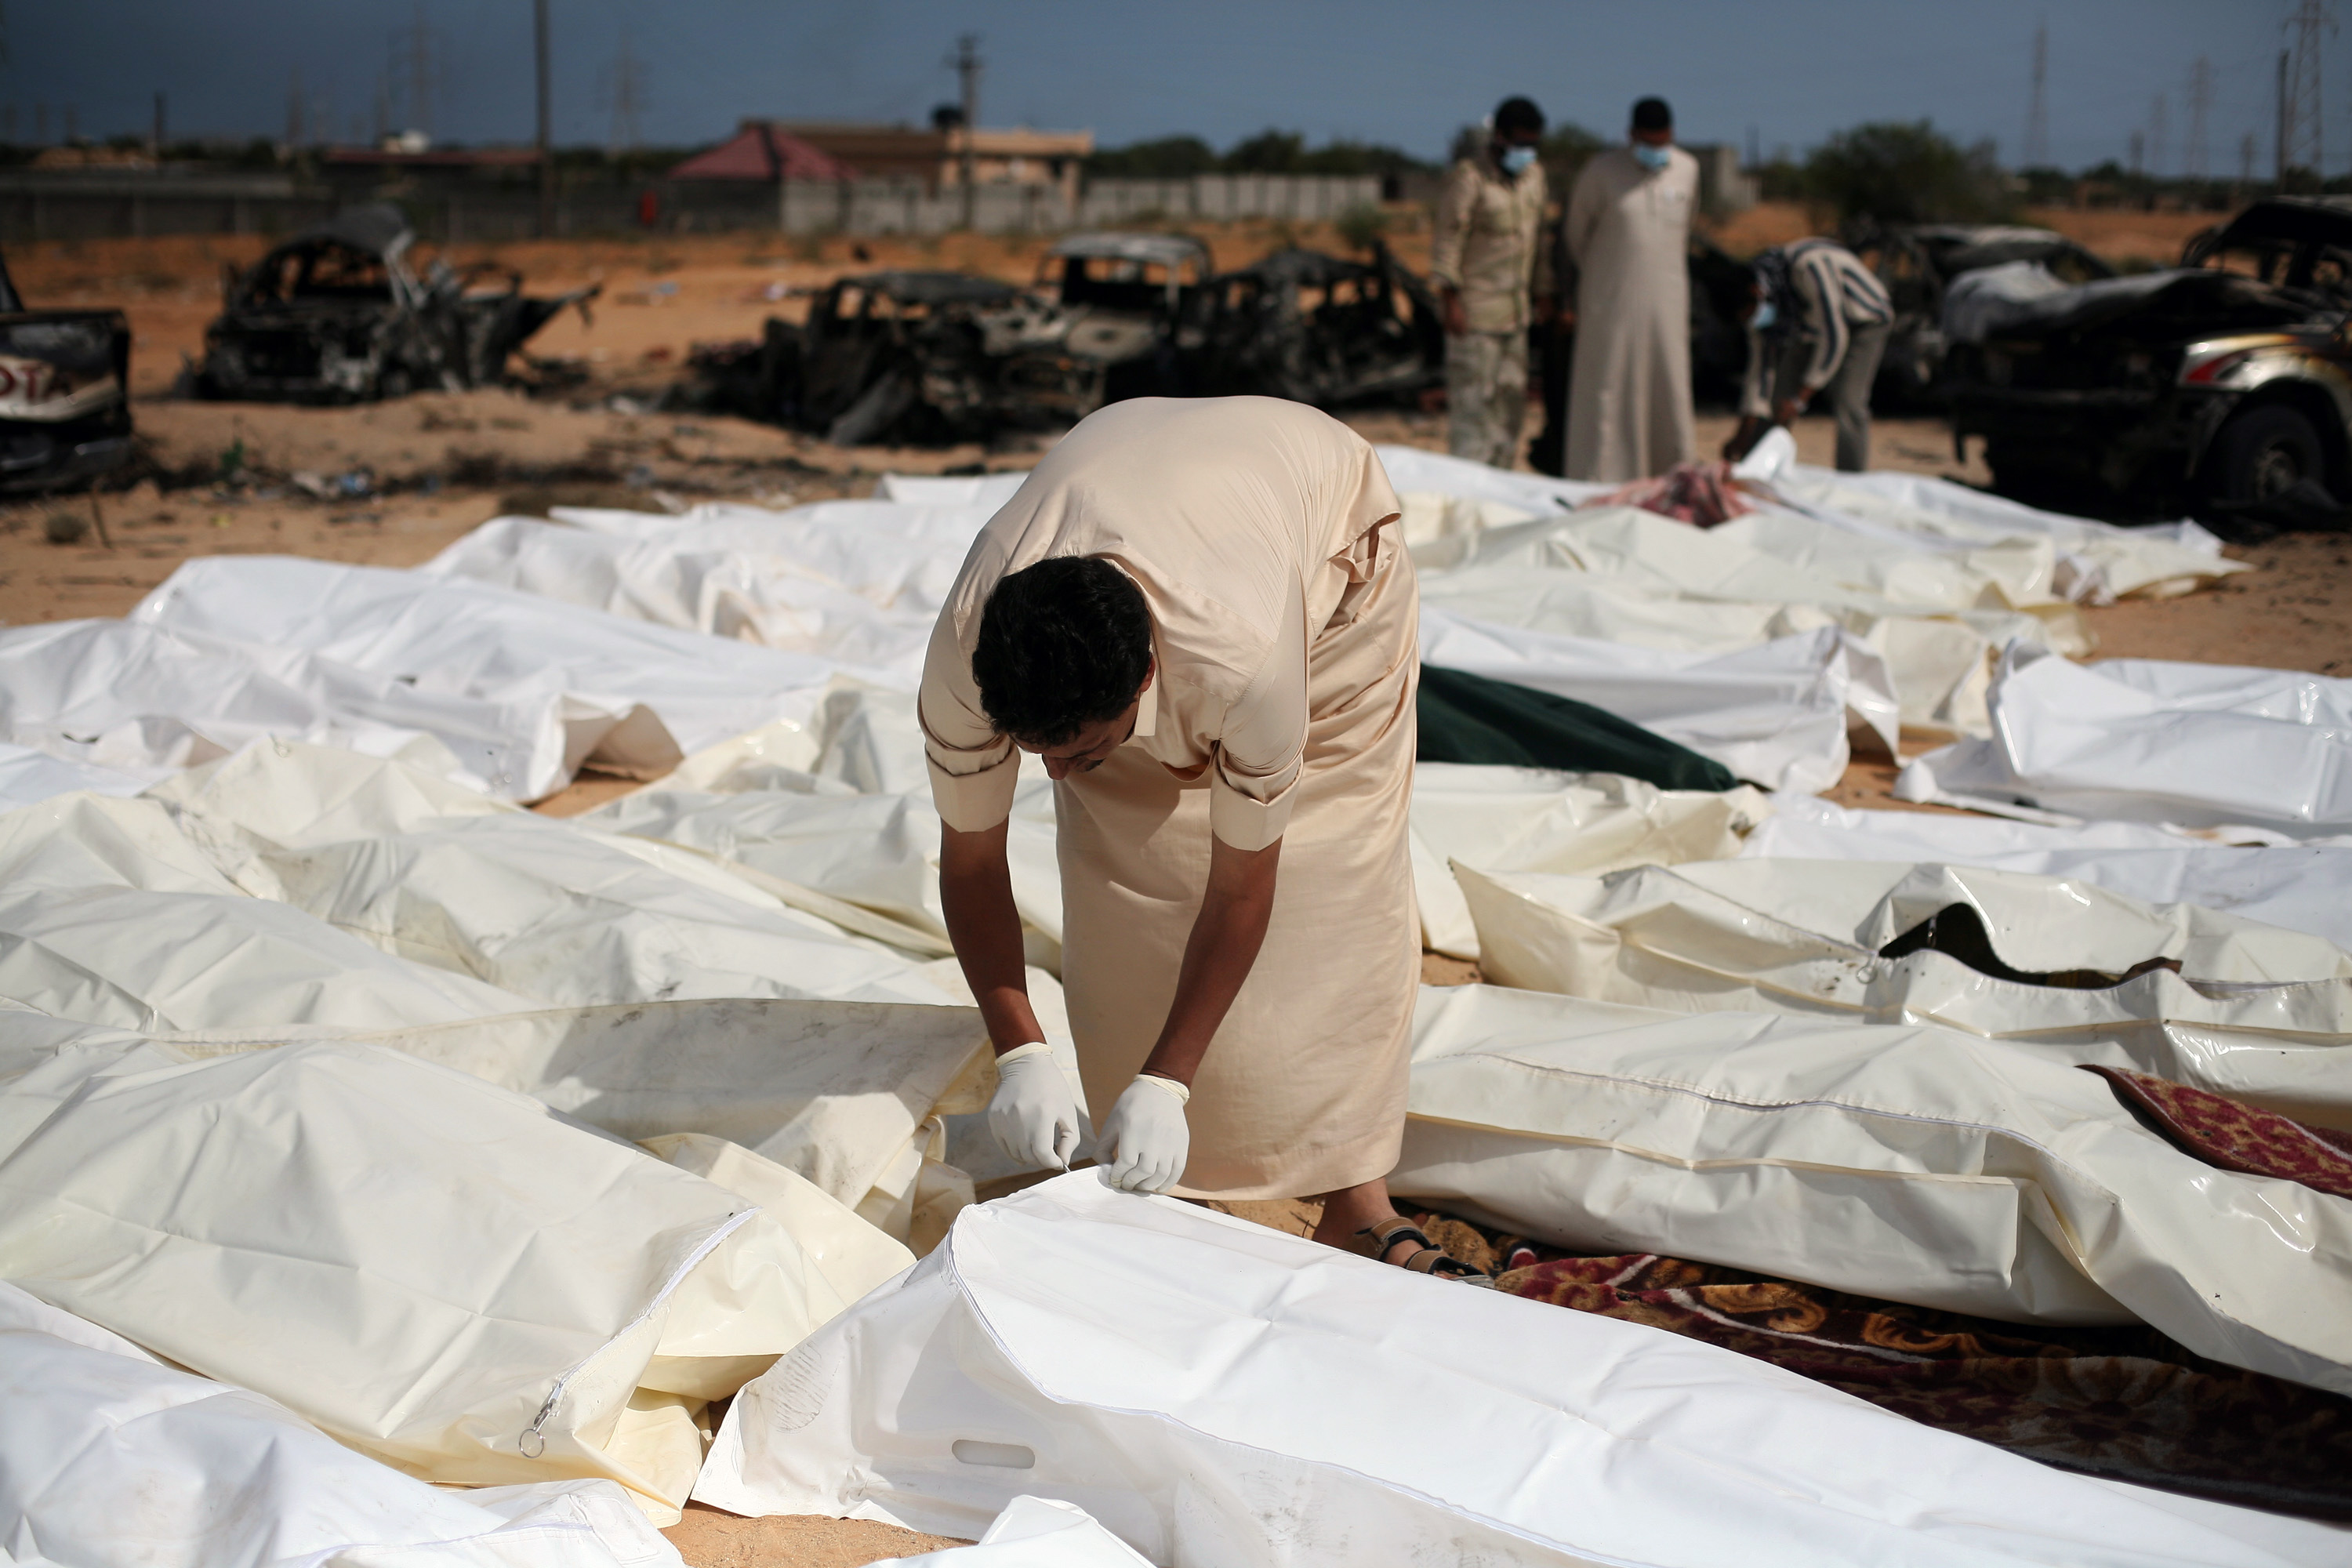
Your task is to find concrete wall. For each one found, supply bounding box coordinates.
[1078,175,1382,225]
[1683,144,1761,216]
[0,172,337,241]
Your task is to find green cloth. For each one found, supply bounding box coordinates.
[1417,664,1739,792]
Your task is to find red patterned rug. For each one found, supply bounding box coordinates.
[1406,1212,2352,1521]
[2084,1065,2352,1199]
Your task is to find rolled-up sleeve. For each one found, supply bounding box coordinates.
[1207,580,1308,851]
[919,610,1020,833]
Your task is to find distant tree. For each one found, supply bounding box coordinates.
[1090,129,1432,185]
[1294,139,1430,178]
[2015,165,2074,205]
[1084,135,1220,179]
[1754,155,1808,202]
[1536,123,1607,191]
[1334,202,1390,252]
[1224,129,1308,172]
[1804,121,2014,224]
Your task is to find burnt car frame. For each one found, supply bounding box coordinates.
[688,270,1107,447]
[1850,223,2114,407]
[1947,198,2352,518]
[1180,241,1444,407]
[194,204,596,403]
[1036,231,1214,401]
[0,245,133,493]
[686,235,1447,447]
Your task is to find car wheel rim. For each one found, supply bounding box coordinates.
[2251,441,2303,499]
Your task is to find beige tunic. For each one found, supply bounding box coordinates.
[1565,145,1700,481]
[920,397,1419,1198]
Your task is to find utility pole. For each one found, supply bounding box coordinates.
[2281,1,2332,187]
[2128,129,2144,179]
[2150,91,2169,180]
[948,33,982,228]
[411,2,433,139]
[606,27,646,154]
[2183,55,2212,183]
[535,0,554,238]
[2023,20,2049,168]
[286,67,305,150]
[2241,130,2258,187]
[2278,49,2291,185]
[151,91,165,158]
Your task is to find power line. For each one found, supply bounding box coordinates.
[946,33,982,227]
[603,26,648,154]
[388,2,444,139]
[2281,0,2332,181]
[535,0,552,238]
[2023,19,2049,167]
[2184,54,2212,180]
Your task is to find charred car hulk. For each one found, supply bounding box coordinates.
[194,204,596,404]
[0,245,133,493]
[1947,198,2352,522]
[683,233,1445,448]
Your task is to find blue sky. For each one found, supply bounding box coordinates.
[14,2,2303,174]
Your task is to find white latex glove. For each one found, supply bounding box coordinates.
[987,1042,1083,1173]
[1096,1073,1191,1195]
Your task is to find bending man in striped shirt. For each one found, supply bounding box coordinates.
[1725,238,1895,472]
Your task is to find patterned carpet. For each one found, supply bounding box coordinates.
[1406,1066,2352,1523]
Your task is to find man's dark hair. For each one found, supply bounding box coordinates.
[973,556,1154,746]
[1494,96,1545,138]
[1631,96,1673,132]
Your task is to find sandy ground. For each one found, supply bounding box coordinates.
[5,215,2343,1566]
[662,1505,971,1565]
[4,199,2221,401]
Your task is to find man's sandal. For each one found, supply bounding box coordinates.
[1353,1215,1494,1287]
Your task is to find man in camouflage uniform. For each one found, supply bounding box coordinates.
[1429,96,1555,470]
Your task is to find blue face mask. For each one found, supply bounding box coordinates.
[1498,144,1537,176]
[1750,301,1777,332]
[1632,141,1672,171]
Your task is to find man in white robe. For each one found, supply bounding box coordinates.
[1564,96,1699,481]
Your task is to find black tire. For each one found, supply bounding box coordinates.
[2205,404,2325,506]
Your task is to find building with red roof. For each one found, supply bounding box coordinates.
[667,124,858,182]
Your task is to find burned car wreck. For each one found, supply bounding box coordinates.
[1947,198,2352,523]
[0,245,133,493]
[1182,243,1443,407]
[1850,223,2114,408]
[687,270,1105,447]
[684,235,1444,447]
[193,204,596,403]
[1035,232,1214,404]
